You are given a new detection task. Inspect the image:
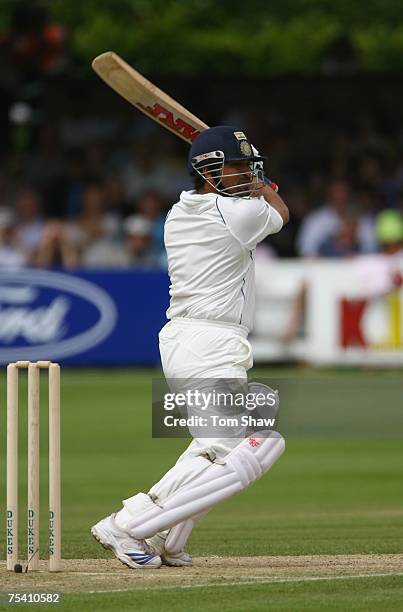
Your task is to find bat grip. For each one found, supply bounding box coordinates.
[264,177,279,193]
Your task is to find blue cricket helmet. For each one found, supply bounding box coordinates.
[188,126,265,174]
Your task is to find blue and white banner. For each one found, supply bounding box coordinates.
[0,268,170,365]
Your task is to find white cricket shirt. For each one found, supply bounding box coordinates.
[165,190,283,332]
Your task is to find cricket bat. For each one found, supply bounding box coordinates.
[92,52,279,191]
[92,51,208,143]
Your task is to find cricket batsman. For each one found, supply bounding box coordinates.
[92,126,289,568]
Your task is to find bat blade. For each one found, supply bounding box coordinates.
[92,51,208,143]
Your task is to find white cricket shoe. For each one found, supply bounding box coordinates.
[146,532,193,567]
[162,550,193,567]
[91,513,162,569]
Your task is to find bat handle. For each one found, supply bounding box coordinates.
[264,177,279,193]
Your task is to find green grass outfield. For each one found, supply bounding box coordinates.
[0,367,402,611]
[36,576,403,612]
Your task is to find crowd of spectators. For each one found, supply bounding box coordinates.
[0,118,189,269]
[0,178,171,269]
[1,97,403,269]
[1,2,403,270]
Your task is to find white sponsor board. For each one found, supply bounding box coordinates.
[252,255,403,366]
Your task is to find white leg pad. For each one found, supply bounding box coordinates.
[115,492,157,531]
[164,383,280,555]
[148,455,211,502]
[164,511,207,555]
[127,431,285,539]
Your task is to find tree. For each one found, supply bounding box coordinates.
[2,0,403,75]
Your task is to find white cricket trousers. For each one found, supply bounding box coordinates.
[157,316,253,464]
[118,317,255,527]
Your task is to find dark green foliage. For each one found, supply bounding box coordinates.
[2,0,403,75]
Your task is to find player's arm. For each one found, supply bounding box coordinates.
[255,181,290,225]
[218,193,285,249]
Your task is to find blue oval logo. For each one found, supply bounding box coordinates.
[0,269,117,361]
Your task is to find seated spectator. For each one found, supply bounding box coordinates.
[81,238,129,268]
[354,184,379,254]
[36,183,114,268]
[15,186,44,263]
[103,174,127,218]
[69,181,122,264]
[73,181,114,242]
[297,179,351,256]
[136,190,166,264]
[123,215,156,266]
[297,179,376,256]
[375,209,403,256]
[35,220,79,268]
[318,215,359,257]
[0,208,26,268]
[83,214,163,269]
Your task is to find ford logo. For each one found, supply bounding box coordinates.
[0,269,117,361]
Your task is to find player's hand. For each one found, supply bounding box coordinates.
[264,178,279,192]
[251,178,279,197]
